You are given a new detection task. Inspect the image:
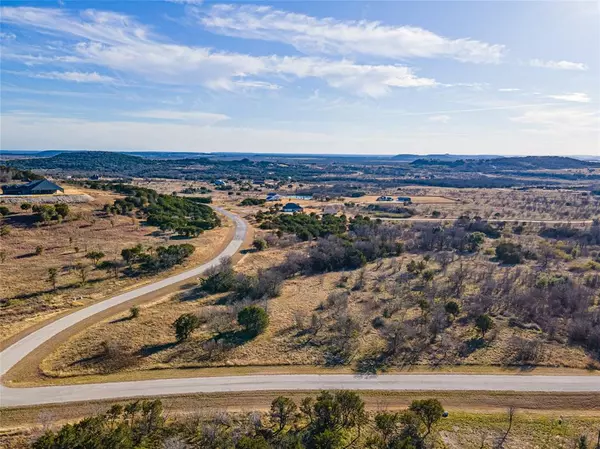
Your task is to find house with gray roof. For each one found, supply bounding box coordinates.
[1,179,64,195]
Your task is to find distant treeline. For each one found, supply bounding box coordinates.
[0,165,44,184]
[411,156,596,171]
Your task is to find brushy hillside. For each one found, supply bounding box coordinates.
[411,156,596,170]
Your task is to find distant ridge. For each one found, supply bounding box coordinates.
[393,154,500,162]
[410,156,597,170]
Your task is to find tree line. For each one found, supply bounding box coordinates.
[30,393,449,449]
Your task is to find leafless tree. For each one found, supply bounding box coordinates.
[495,406,516,449]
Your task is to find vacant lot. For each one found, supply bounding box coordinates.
[41,239,596,380]
[395,187,600,221]
[0,187,233,343]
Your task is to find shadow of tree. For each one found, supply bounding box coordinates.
[3,277,108,302]
[137,341,178,357]
[355,353,389,374]
[459,337,486,357]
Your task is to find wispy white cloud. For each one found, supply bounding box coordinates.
[3,111,597,155]
[167,0,203,4]
[123,109,228,123]
[427,115,450,123]
[0,6,436,97]
[199,4,506,64]
[511,106,599,133]
[546,92,591,103]
[0,31,16,40]
[230,80,281,90]
[498,88,520,92]
[529,59,588,71]
[31,71,116,83]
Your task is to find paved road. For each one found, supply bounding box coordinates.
[0,208,247,396]
[2,374,600,407]
[1,208,599,407]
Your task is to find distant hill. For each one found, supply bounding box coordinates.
[393,154,499,162]
[411,156,596,170]
[0,165,45,184]
[2,150,318,180]
[5,151,214,175]
[7,151,158,172]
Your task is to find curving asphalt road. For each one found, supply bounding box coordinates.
[1,208,599,407]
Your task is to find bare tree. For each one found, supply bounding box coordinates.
[495,406,516,449]
[47,267,58,291]
[75,262,89,285]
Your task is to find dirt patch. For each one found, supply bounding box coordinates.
[0,194,93,204]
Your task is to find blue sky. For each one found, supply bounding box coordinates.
[1,0,598,155]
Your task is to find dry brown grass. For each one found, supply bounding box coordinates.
[38,247,595,381]
[161,179,599,222]
[0,187,234,343]
[396,186,600,221]
[1,391,599,449]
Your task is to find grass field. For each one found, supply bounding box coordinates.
[33,243,595,384]
[0,187,234,343]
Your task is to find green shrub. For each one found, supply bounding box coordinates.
[130,306,140,319]
[85,251,106,266]
[240,198,266,206]
[444,301,460,317]
[252,238,268,251]
[475,314,493,337]
[54,203,70,218]
[238,306,269,336]
[173,313,201,342]
[495,241,523,264]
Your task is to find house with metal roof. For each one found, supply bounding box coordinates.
[282,202,304,213]
[1,179,64,195]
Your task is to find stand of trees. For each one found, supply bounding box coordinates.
[31,393,449,449]
[84,182,220,237]
[258,212,349,241]
[121,243,195,275]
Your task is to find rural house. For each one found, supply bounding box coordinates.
[1,179,64,195]
[282,202,303,213]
